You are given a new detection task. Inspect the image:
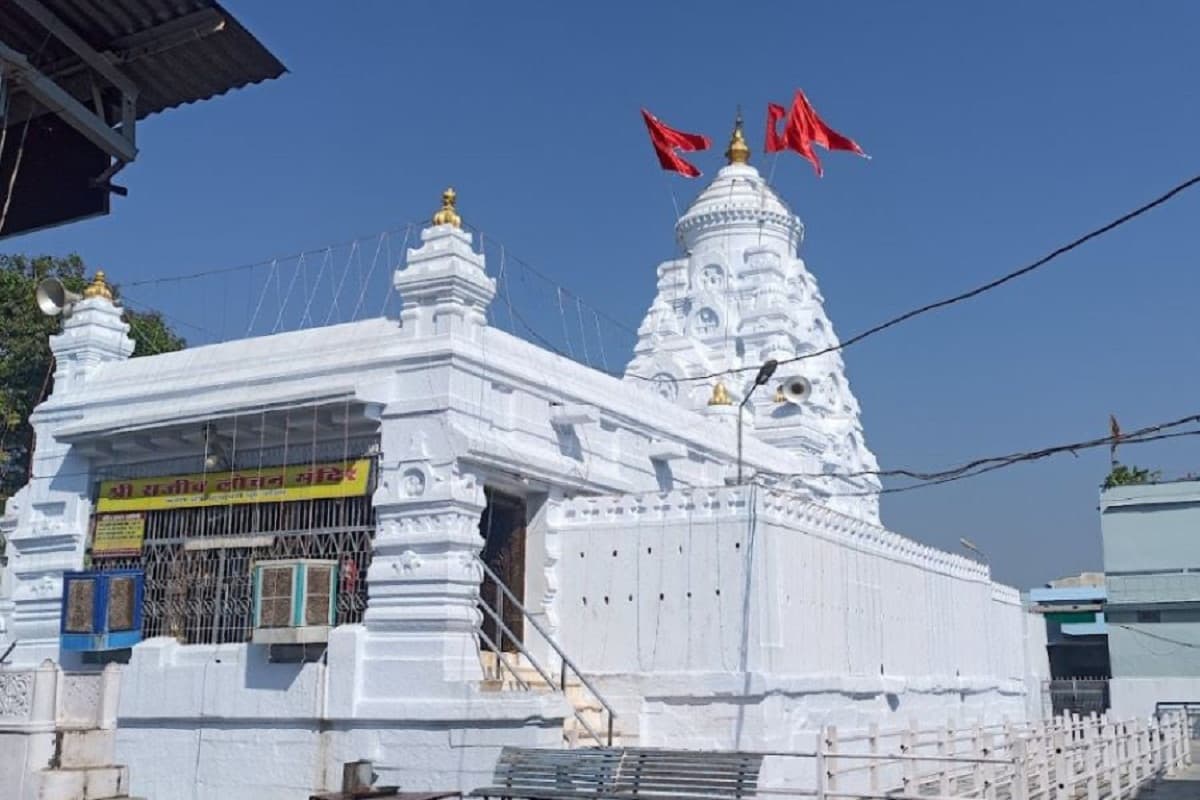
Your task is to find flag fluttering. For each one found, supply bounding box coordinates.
[764,90,868,176]
[641,108,711,178]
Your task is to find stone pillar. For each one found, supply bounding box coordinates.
[5,275,134,666]
[359,429,487,700]
[351,206,496,711]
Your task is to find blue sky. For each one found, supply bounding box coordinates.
[10,1,1200,588]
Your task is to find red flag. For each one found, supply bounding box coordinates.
[794,90,867,157]
[765,103,788,153]
[642,108,711,178]
[765,90,868,177]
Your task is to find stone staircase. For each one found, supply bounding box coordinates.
[478,650,628,748]
[475,557,625,750]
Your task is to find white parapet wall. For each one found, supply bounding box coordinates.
[107,632,565,800]
[537,485,1032,750]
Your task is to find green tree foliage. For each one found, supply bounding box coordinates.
[1103,462,1161,490]
[0,254,185,508]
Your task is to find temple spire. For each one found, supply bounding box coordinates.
[725,108,750,165]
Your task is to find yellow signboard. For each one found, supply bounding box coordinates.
[92,513,146,557]
[96,459,372,513]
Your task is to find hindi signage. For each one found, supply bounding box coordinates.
[96,459,372,513]
[92,513,146,558]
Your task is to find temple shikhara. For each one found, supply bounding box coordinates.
[0,121,1046,799]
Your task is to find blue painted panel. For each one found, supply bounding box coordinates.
[59,570,145,652]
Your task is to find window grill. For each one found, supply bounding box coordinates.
[93,493,376,645]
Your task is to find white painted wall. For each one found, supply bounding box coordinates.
[540,486,1032,748]
[111,634,565,799]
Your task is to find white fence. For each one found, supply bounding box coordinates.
[799,711,1192,799]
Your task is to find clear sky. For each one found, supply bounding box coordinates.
[10,1,1200,589]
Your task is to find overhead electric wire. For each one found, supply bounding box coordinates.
[631,171,1200,384]
[763,413,1200,484]
[1112,623,1200,651]
[793,421,1200,499]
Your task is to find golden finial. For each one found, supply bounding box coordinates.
[725,109,750,165]
[708,381,733,406]
[82,270,113,300]
[432,187,462,228]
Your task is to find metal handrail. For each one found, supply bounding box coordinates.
[476,556,617,746]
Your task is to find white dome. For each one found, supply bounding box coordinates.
[675,162,804,250]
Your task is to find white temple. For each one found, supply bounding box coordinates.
[0,122,1047,800]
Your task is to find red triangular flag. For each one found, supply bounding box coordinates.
[641,108,711,178]
[792,90,867,158]
[765,90,868,177]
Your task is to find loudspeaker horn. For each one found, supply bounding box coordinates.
[777,375,812,406]
[35,278,82,317]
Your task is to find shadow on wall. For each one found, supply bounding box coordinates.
[243,644,308,691]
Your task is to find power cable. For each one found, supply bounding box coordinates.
[631,171,1200,384]
[803,427,1200,499]
[762,413,1200,484]
[1112,623,1200,651]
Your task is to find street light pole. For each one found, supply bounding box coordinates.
[959,537,988,564]
[737,359,778,485]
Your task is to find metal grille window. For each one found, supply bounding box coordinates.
[94,494,376,645]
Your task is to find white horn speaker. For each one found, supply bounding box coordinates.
[35,278,82,317]
[778,376,812,405]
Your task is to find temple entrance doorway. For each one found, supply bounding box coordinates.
[479,487,527,652]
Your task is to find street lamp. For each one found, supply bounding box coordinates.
[959,537,988,564]
[737,359,778,484]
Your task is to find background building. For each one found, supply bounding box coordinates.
[1027,572,1109,715]
[1102,478,1200,718]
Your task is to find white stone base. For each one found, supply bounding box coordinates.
[114,636,568,799]
[116,718,562,799]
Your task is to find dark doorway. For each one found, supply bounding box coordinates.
[479,488,527,651]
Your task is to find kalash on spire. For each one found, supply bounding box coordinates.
[626,108,882,523]
[724,110,751,165]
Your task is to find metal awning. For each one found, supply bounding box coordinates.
[0,0,284,123]
[0,0,284,235]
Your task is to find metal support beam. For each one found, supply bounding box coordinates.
[12,0,138,96]
[0,41,137,163]
[109,8,225,62]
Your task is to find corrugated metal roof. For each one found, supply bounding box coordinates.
[0,0,285,122]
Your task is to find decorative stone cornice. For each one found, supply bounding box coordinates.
[675,205,802,240]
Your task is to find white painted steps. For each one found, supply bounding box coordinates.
[478,651,631,747]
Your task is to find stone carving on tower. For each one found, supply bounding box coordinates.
[625,116,882,522]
